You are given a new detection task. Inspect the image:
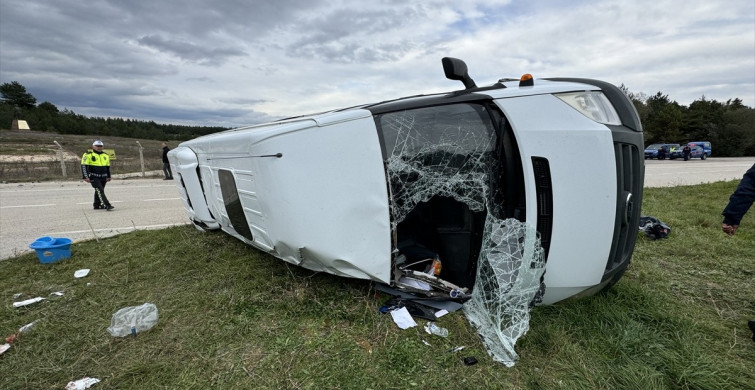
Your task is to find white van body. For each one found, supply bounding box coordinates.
[168,64,644,305]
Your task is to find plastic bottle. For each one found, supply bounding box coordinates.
[425,322,449,337]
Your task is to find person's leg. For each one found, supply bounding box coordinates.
[92,186,100,209]
[163,163,173,179]
[91,179,113,210]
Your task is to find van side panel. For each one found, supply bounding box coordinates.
[251,115,392,282]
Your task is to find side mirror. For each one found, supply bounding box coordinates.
[442,57,477,89]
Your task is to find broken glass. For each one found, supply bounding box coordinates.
[378,103,546,366]
[463,217,545,366]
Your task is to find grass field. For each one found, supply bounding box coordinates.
[1,181,754,389]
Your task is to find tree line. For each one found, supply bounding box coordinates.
[2,81,754,155]
[0,81,227,141]
[622,86,755,156]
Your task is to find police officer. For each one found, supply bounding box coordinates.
[81,140,114,210]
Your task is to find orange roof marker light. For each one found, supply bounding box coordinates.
[519,74,534,87]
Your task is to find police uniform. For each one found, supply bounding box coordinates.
[81,140,114,210]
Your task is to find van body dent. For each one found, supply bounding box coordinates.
[168,58,645,304]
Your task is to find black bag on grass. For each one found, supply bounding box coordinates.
[639,216,671,240]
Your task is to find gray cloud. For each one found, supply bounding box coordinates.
[137,35,246,65]
[0,0,753,128]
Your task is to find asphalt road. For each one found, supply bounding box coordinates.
[1,157,754,260]
[1,178,188,260]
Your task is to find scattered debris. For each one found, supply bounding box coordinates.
[13,296,45,308]
[424,322,449,337]
[65,377,100,390]
[107,303,159,337]
[0,343,9,355]
[5,333,19,343]
[74,269,91,278]
[639,216,671,240]
[421,339,431,346]
[448,346,466,353]
[389,307,417,330]
[380,297,438,321]
[50,291,65,296]
[375,284,464,313]
[19,320,38,333]
[12,293,22,299]
[463,356,478,366]
[435,309,449,318]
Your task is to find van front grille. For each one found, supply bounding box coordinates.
[606,142,643,274]
[531,157,553,261]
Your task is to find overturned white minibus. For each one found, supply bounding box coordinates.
[168,58,644,305]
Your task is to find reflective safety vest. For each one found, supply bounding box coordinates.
[81,151,111,179]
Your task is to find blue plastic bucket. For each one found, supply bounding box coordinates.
[29,237,72,264]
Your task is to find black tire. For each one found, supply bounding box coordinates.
[701,153,707,160]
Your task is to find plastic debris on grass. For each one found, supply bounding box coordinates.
[65,377,100,390]
[74,269,91,278]
[107,303,159,337]
[19,320,38,333]
[389,306,417,329]
[13,297,45,308]
[424,322,449,337]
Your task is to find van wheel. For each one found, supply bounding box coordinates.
[701,154,707,160]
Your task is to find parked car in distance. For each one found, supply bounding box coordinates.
[645,143,680,159]
[669,145,706,160]
[687,141,712,157]
[644,144,661,159]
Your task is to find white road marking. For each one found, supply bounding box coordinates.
[0,184,177,194]
[0,203,56,209]
[76,200,124,205]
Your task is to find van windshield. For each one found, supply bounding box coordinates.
[375,102,546,366]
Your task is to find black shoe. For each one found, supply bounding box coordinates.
[163,178,170,180]
[105,205,115,211]
[94,205,103,210]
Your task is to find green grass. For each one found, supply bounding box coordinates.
[2,182,754,389]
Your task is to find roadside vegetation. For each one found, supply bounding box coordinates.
[2,181,753,389]
[0,130,171,182]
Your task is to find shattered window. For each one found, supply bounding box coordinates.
[379,104,496,223]
[376,103,546,366]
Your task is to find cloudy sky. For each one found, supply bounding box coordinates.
[1,0,753,128]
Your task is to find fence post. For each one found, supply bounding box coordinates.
[136,141,145,177]
[53,140,67,178]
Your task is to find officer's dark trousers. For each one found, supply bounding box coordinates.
[163,162,173,179]
[90,178,111,208]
